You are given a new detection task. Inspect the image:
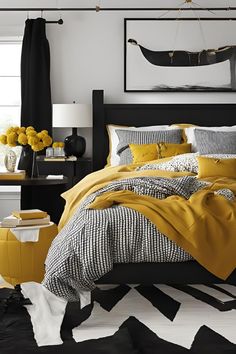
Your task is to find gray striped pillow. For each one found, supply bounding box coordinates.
[116,129,182,165]
[195,129,236,154]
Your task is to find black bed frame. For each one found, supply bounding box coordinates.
[93,89,236,285]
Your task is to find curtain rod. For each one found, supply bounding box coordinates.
[1,7,236,12]
[46,19,63,24]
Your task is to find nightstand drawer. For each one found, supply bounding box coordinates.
[37,158,92,188]
[38,161,74,176]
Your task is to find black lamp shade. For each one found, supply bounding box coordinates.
[64,128,86,157]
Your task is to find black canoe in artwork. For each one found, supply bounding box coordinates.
[128,38,236,67]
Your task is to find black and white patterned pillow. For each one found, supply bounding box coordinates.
[138,153,199,173]
[195,129,236,154]
[116,129,182,165]
[138,153,236,174]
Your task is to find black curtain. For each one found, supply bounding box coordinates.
[21,18,52,135]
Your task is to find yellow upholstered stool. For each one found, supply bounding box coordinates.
[0,223,58,286]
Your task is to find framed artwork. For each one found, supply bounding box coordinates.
[124,18,236,92]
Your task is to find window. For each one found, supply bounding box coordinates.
[0,38,22,169]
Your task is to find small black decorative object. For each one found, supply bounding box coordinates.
[18,145,33,176]
[64,128,86,157]
[18,146,39,177]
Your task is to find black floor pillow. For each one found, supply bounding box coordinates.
[120,316,189,354]
[190,325,236,354]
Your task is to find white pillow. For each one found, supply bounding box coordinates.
[185,126,236,152]
[107,124,171,166]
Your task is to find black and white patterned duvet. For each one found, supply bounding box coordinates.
[43,173,207,301]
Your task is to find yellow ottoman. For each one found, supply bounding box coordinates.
[0,223,58,286]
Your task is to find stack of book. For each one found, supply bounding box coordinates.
[0,170,26,180]
[0,209,50,228]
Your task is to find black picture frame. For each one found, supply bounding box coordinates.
[124,18,236,92]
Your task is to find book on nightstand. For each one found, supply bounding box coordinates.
[44,157,66,161]
[0,209,50,228]
[42,156,77,162]
[0,215,50,228]
[12,209,48,220]
[0,170,26,180]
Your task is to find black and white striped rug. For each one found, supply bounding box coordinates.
[1,283,236,353]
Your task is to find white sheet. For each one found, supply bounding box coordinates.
[20,282,91,346]
[10,222,54,243]
[21,282,67,346]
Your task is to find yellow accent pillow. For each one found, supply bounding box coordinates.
[157,143,191,158]
[171,124,197,143]
[129,143,158,163]
[129,143,191,163]
[197,156,236,178]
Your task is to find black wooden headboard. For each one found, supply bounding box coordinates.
[92,90,236,171]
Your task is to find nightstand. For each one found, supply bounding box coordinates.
[37,157,93,189]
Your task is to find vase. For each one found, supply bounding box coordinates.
[4,150,17,172]
[18,145,33,176]
[17,145,39,177]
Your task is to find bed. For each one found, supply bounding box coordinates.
[92,89,236,286]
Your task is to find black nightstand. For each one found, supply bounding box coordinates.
[37,157,93,189]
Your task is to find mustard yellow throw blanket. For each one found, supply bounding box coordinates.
[88,182,236,281]
[59,159,193,230]
[59,158,236,280]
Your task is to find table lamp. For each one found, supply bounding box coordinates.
[53,103,92,157]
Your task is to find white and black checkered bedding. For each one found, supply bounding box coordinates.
[43,175,208,301]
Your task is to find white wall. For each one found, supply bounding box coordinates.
[47,12,236,106]
[1,1,236,105]
[46,4,236,154]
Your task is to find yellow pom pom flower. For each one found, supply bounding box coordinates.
[6,127,14,135]
[52,142,59,148]
[38,141,45,150]
[28,136,39,146]
[18,127,26,134]
[0,134,7,144]
[43,135,52,147]
[7,132,17,145]
[1,125,52,153]
[41,130,48,136]
[37,132,44,139]
[53,141,64,148]
[18,133,28,145]
[31,144,39,152]
[32,141,44,152]
[12,126,19,133]
[26,130,37,137]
